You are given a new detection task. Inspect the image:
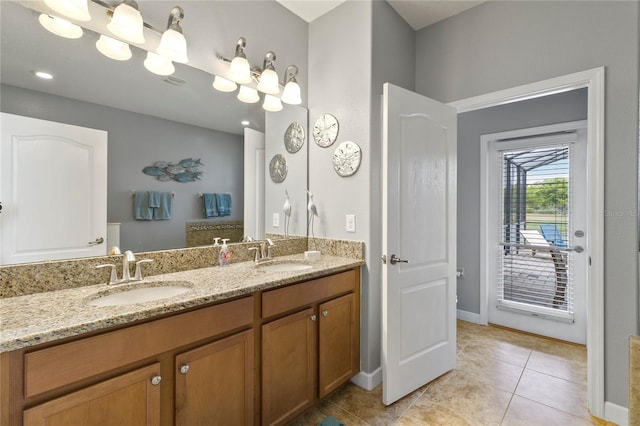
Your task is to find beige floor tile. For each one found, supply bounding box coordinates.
[527,349,587,385]
[515,369,590,420]
[396,397,480,425]
[421,369,513,425]
[287,399,369,426]
[456,349,524,393]
[502,395,592,426]
[462,336,532,367]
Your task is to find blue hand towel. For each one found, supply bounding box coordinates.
[215,193,231,216]
[134,191,153,220]
[148,191,161,208]
[153,192,172,220]
[203,193,219,217]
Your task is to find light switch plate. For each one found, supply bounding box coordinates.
[346,214,356,232]
[272,213,280,227]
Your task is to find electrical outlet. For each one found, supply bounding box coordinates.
[346,214,356,232]
[272,213,280,227]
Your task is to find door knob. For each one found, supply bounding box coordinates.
[389,254,409,265]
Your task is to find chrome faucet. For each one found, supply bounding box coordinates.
[95,250,154,284]
[248,238,275,263]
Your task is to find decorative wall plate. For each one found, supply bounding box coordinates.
[332,141,362,177]
[312,113,339,147]
[269,154,288,183]
[284,122,305,154]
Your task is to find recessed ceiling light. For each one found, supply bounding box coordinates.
[241,120,250,126]
[33,71,54,80]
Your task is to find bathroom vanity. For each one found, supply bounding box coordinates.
[0,255,362,426]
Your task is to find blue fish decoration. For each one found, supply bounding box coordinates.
[143,158,203,182]
[173,171,202,183]
[179,158,203,168]
[143,166,168,176]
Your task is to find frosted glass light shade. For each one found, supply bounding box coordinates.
[262,95,283,112]
[44,0,90,21]
[107,3,145,44]
[213,76,238,93]
[157,29,188,64]
[237,86,259,104]
[96,35,132,61]
[281,81,302,105]
[257,68,279,95]
[39,14,83,39]
[144,52,175,76]
[229,56,252,84]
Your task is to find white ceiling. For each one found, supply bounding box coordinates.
[276,0,486,30]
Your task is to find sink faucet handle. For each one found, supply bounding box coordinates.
[134,259,154,281]
[96,263,119,285]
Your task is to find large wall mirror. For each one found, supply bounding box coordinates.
[0,1,308,265]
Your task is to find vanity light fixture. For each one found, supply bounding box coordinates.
[212,76,238,92]
[237,85,260,104]
[281,65,302,105]
[107,0,145,44]
[44,0,91,21]
[38,14,84,39]
[228,37,252,84]
[156,6,188,64]
[256,51,279,95]
[96,34,132,61]
[263,94,283,112]
[144,51,175,76]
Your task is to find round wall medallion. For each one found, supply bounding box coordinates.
[269,154,288,183]
[313,113,339,147]
[333,141,362,177]
[284,122,305,154]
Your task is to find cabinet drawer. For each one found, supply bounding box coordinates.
[24,296,254,398]
[262,269,357,318]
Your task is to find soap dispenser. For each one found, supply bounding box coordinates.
[218,239,231,266]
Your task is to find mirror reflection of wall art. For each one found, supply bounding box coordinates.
[313,113,339,147]
[333,141,362,177]
[284,122,305,154]
[142,158,203,182]
[269,154,288,183]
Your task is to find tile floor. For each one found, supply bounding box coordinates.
[290,320,615,426]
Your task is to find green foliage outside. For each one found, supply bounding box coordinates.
[526,177,568,214]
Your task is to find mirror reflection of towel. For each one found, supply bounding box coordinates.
[134,191,153,220]
[203,193,218,217]
[153,192,172,220]
[215,193,231,216]
[134,191,172,220]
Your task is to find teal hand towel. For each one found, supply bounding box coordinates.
[134,191,153,220]
[203,193,219,217]
[153,192,172,220]
[148,191,161,208]
[215,193,231,216]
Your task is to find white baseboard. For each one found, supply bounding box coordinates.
[351,367,382,391]
[604,401,628,426]
[457,309,481,324]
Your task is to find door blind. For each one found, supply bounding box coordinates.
[497,144,574,322]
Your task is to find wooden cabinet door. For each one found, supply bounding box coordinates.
[175,330,254,426]
[262,307,316,426]
[318,293,359,398]
[23,363,161,426]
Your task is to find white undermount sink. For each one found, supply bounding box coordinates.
[256,261,313,273]
[89,282,192,307]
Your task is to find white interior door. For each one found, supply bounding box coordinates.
[0,113,107,265]
[381,83,457,405]
[243,128,265,240]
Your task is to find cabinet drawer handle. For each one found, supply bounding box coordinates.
[322,310,328,317]
[151,375,162,386]
[310,314,317,321]
[180,364,190,374]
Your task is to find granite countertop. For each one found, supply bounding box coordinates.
[0,254,363,353]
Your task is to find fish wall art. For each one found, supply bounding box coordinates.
[142,158,203,183]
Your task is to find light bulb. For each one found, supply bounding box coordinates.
[257,68,279,95]
[96,35,132,61]
[144,52,175,76]
[213,76,238,93]
[281,81,302,105]
[229,56,252,84]
[43,0,90,21]
[38,14,83,39]
[237,86,259,104]
[157,29,188,64]
[262,95,283,112]
[107,2,145,44]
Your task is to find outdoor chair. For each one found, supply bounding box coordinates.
[540,224,568,248]
[519,229,549,256]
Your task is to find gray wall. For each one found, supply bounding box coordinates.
[1,84,244,252]
[457,88,588,313]
[415,0,639,408]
